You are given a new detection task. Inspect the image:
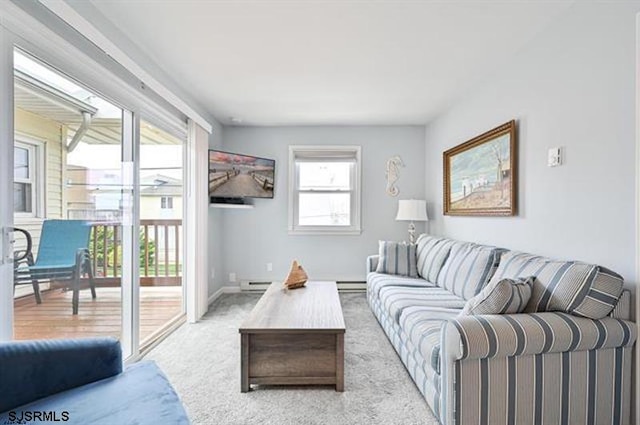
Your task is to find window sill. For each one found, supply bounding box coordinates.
[288,228,362,236]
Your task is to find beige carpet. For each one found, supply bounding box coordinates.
[146,292,440,425]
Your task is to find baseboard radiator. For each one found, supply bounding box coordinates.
[240,280,366,292]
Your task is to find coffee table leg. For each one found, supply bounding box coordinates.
[336,333,344,392]
[241,333,249,392]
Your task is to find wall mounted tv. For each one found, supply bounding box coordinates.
[209,150,275,202]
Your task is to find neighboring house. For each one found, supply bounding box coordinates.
[65,164,123,222]
[140,174,183,220]
[140,174,183,266]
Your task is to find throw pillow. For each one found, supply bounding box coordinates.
[460,276,534,315]
[376,241,418,278]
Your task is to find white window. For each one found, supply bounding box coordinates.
[161,196,174,209]
[14,141,43,216]
[288,146,361,235]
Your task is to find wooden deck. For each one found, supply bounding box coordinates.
[14,287,183,342]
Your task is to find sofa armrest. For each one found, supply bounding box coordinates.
[0,337,122,413]
[443,312,636,361]
[366,255,379,274]
[610,289,631,320]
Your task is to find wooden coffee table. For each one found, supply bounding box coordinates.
[239,281,345,392]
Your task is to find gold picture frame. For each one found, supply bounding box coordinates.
[443,120,517,216]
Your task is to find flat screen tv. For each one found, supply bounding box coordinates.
[209,150,275,200]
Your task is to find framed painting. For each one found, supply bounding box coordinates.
[443,120,517,216]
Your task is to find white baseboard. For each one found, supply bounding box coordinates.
[207,281,365,306]
[208,285,241,306]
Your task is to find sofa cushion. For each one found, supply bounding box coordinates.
[436,242,502,300]
[379,285,466,323]
[415,234,454,283]
[460,276,533,315]
[0,361,189,425]
[367,272,433,300]
[399,306,461,374]
[490,251,624,319]
[376,240,418,277]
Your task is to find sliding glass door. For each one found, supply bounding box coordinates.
[2,47,187,356]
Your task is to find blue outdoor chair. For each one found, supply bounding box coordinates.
[13,220,96,315]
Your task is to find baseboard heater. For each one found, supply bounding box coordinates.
[240,281,272,291]
[240,280,366,292]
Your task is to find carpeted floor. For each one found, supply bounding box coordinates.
[146,292,440,425]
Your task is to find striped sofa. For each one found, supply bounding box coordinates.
[367,234,636,425]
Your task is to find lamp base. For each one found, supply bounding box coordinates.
[408,222,416,244]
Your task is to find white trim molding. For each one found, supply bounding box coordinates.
[207,286,241,307]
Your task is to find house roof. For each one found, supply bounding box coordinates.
[140,174,182,197]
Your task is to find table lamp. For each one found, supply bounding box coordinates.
[396,200,428,244]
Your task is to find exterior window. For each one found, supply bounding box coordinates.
[161,196,174,209]
[14,142,40,215]
[288,146,361,235]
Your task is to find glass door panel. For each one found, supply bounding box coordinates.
[139,119,184,346]
[12,49,128,341]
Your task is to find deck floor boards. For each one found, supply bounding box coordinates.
[14,287,183,342]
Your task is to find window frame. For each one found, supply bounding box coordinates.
[14,137,45,218]
[160,196,174,210]
[288,145,362,235]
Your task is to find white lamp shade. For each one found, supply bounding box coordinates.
[396,200,429,222]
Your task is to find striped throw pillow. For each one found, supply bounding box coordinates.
[460,276,533,315]
[572,266,625,319]
[436,242,503,300]
[376,241,418,278]
[415,234,454,283]
[490,251,624,319]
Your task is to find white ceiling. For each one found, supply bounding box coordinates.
[89,1,574,126]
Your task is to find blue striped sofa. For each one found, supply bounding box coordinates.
[367,234,636,425]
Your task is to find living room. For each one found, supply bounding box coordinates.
[0,1,638,424]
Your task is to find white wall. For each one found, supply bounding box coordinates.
[219,126,425,284]
[424,2,639,287]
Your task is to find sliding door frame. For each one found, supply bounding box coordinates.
[0,27,15,341]
[121,111,140,359]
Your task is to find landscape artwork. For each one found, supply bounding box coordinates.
[443,120,517,216]
[209,151,275,198]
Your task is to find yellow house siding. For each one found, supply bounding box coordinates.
[14,108,65,253]
[46,131,64,219]
[140,196,183,220]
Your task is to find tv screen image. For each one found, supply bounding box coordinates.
[209,150,275,199]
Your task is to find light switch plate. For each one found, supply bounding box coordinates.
[548,147,562,167]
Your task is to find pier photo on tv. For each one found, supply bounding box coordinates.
[209,150,275,198]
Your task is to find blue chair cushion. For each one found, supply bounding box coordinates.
[0,361,190,425]
[0,338,122,412]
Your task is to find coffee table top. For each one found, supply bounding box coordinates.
[239,281,346,333]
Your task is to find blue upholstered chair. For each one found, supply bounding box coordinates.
[0,338,190,424]
[13,220,96,314]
